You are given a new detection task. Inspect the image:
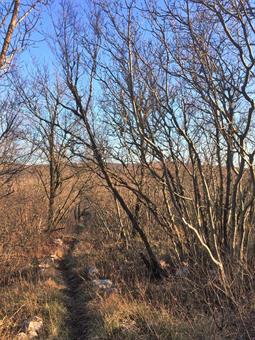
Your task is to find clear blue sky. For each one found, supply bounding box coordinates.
[20,1,58,71]
[20,0,95,76]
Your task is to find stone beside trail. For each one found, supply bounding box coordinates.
[15,229,117,339]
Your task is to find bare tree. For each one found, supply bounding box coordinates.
[18,70,86,232]
[144,0,255,269]
[0,0,49,197]
[0,94,27,198]
[90,0,255,286]
[40,0,255,288]
[0,0,48,71]
[47,0,166,278]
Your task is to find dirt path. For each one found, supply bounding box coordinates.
[58,236,88,340]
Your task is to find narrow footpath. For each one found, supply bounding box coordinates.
[58,234,88,340]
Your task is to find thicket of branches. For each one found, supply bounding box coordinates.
[2,0,255,300]
[0,0,48,197]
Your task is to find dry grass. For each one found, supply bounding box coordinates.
[1,167,255,339]
[0,170,71,339]
[87,293,218,340]
[0,277,69,339]
[71,227,219,339]
[70,208,255,339]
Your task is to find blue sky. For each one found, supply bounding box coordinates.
[20,1,57,71]
[20,0,93,75]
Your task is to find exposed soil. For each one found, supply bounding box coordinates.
[58,235,88,340]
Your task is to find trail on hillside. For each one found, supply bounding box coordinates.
[58,234,88,340]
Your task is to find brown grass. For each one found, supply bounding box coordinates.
[0,166,254,339]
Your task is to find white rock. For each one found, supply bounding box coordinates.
[92,279,113,289]
[27,316,43,338]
